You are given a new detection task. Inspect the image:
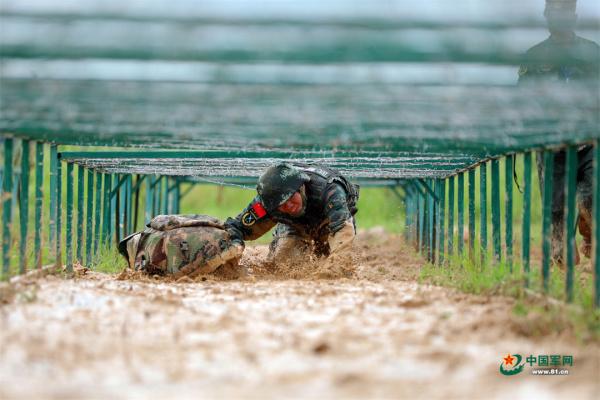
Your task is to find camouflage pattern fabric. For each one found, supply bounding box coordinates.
[118,214,242,278]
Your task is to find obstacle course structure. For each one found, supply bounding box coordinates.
[1,2,599,306]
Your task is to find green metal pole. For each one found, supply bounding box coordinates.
[505,155,514,272]
[438,179,446,265]
[19,140,30,274]
[103,174,112,245]
[480,162,488,264]
[146,175,154,223]
[55,159,62,267]
[418,189,425,254]
[126,174,133,235]
[49,144,58,258]
[109,174,116,244]
[66,162,74,273]
[118,174,126,240]
[457,172,465,256]
[94,171,102,257]
[468,169,476,259]
[522,152,532,287]
[491,159,501,263]
[432,179,440,263]
[593,142,600,307]
[133,175,141,232]
[174,181,181,214]
[76,165,84,262]
[152,177,162,217]
[541,151,555,293]
[447,175,455,260]
[564,146,577,302]
[154,176,160,217]
[86,169,94,266]
[422,189,428,256]
[34,142,44,269]
[428,180,435,263]
[404,188,411,242]
[162,176,169,215]
[2,138,14,280]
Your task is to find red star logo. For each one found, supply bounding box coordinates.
[503,354,515,366]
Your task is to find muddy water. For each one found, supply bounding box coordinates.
[0,233,598,399]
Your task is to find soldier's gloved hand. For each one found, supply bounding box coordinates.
[328,220,355,255]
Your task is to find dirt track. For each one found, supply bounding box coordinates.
[0,231,598,399]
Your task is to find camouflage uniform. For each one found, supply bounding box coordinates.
[225,163,359,262]
[119,214,243,277]
[518,0,600,262]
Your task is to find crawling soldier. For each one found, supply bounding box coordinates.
[224,163,360,263]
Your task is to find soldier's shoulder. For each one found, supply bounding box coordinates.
[574,35,600,50]
[523,37,553,58]
[574,35,600,61]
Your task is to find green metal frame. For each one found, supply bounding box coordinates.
[19,140,30,274]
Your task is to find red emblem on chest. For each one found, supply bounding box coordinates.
[252,202,267,218]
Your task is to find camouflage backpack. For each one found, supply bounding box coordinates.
[118,214,243,278]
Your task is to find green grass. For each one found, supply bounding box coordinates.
[418,252,600,342]
[92,244,128,274]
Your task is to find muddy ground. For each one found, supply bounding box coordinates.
[0,230,598,400]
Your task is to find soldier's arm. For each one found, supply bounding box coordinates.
[224,196,277,243]
[323,183,355,253]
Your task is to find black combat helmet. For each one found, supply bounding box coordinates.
[257,163,310,212]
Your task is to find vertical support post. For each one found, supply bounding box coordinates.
[433,181,439,260]
[564,146,577,302]
[34,142,44,269]
[447,175,455,260]
[19,140,30,274]
[468,169,476,259]
[457,172,465,256]
[522,152,532,286]
[133,175,142,232]
[491,159,501,263]
[2,138,14,280]
[146,175,154,223]
[505,155,514,271]
[593,142,600,307]
[174,181,181,214]
[162,176,169,215]
[118,174,126,240]
[480,162,488,264]
[541,151,555,293]
[66,162,74,273]
[86,169,94,266]
[76,165,85,262]
[428,181,435,263]
[404,188,411,242]
[422,188,428,256]
[109,174,116,243]
[55,159,62,267]
[437,179,446,265]
[418,189,425,254]
[126,174,133,235]
[94,171,102,257]
[153,176,160,217]
[102,174,112,246]
[49,145,58,258]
